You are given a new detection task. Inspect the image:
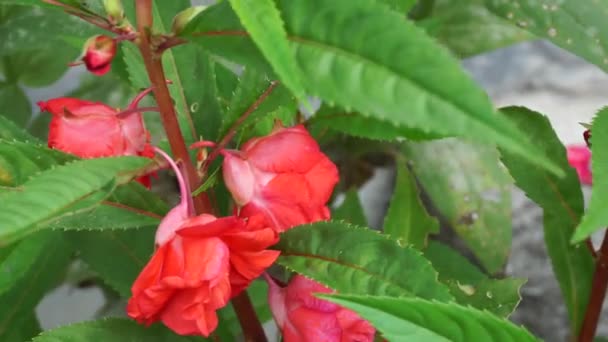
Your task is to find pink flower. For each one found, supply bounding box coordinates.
[222,124,339,232]
[567,145,592,185]
[79,35,117,76]
[128,150,280,336]
[267,275,375,342]
[38,89,156,186]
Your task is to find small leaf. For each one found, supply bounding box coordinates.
[383,157,438,249]
[227,0,308,107]
[32,318,200,342]
[425,241,524,317]
[275,221,453,301]
[486,0,608,73]
[333,188,368,226]
[500,106,594,333]
[572,107,608,242]
[378,0,418,13]
[0,231,71,339]
[0,156,153,245]
[320,294,540,342]
[402,138,513,273]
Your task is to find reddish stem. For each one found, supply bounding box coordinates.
[134,0,211,214]
[116,106,160,119]
[135,1,265,341]
[578,231,608,342]
[231,292,268,342]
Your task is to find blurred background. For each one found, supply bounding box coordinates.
[2,0,607,340]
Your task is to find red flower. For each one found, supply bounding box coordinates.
[567,145,592,185]
[80,35,117,76]
[267,275,375,342]
[38,92,155,186]
[222,124,339,232]
[128,214,279,336]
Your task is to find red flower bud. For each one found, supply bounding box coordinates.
[80,35,117,76]
[222,124,339,232]
[267,275,375,341]
[567,145,592,185]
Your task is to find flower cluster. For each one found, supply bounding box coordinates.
[40,91,373,339]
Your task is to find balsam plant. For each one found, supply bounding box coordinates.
[0,0,606,341]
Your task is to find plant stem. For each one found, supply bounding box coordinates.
[578,231,608,342]
[134,0,210,214]
[232,292,268,342]
[135,2,266,340]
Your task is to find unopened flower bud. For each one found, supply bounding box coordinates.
[171,6,206,35]
[103,0,124,24]
[76,35,117,76]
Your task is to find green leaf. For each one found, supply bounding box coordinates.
[227,0,308,107]
[0,115,39,142]
[183,0,562,175]
[192,52,225,142]
[418,0,532,58]
[4,312,40,342]
[424,241,524,317]
[499,107,593,331]
[220,67,296,140]
[378,0,417,13]
[402,138,513,273]
[333,188,368,226]
[0,85,30,128]
[32,318,200,342]
[0,141,75,187]
[64,228,155,297]
[320,294,540,342]
[572,107,608,242]
[275,221,453,301]
[309,104,445,141]
[0,156,152,245]
[0,231,71,339]
[383,157,438,249]
[486,0,608,73]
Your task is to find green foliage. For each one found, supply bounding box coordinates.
[402,138,513,273]
[425,241,524,317]
[64,228,155,297]
[418,0,532,58]
[332,188,368,226]
[377,0,418,13]
[0,84,30,127]
[0,141,75,187]
[32,318,200,342]
[0,231,71,340]
[383,157,439,249]
[275,221,453,301]
[0,116,39,142]
[227,0,308,107]
[308,104,445,141]
[184,0,561,174]
[486,0,608,73]
[320,294,540,342]
[500,106,594,333]
[572,107,608,242]
[0,156,153,245]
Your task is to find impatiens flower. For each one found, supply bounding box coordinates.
[38,88,156,185]
[71,35,117,76]
[267,275,375,342]
[567,145,592,185]
[222,124,339,232]
[128,148,279,336]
